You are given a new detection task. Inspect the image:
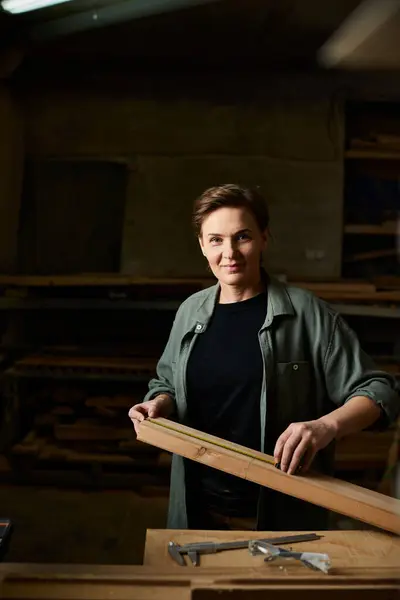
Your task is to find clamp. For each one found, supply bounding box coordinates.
[249,540,331,574]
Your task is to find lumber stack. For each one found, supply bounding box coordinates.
[8,384,171,492]
[3,349,398,492]
[0,274,399,304]
[12,353,158,378]
[290,279,400,303]
[137,418,400,534]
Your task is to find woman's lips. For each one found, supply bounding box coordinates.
[222,264,243,272]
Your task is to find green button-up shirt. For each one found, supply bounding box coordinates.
[144,277,399,530]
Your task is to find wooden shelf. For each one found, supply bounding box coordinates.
[345,149,400,160]
[332,303,400,318]
[344,223,398,235]
[0,274,214,288]
[344,248,398,263]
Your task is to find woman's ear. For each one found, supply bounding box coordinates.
[198,235,206,256]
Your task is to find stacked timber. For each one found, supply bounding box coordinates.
[0,274,399,305]
[9,383,171,493]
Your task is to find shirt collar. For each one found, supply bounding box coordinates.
[194,271,294,332]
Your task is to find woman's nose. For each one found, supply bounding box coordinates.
[223,240,236,258]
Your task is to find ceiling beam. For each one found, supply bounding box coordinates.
[30,0,223,41]
[318,0,400,69]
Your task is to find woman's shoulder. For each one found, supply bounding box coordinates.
[180,282,218,309]
[173,282,219,328]
[277,279,339,321]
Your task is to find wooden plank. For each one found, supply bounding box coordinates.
[143,529,400,569]
[0,274,214,288]
[328,304,400,319]
[345,149,400,159]
[345,249,397,263]
[344,223,398,235]
[191,586,400,600]
[312,291,400,302]
[1,562,399,600]
[136,419,400,534]
[2,577,398,600]
[0,569,190,600]
[12,432,46,456]
[290,282,376,294]
[0,274,387,296]
[14,355,157,372]
[2,562,400,581]
[373,276,400,291]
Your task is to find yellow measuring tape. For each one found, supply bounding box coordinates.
[147,417,277,468]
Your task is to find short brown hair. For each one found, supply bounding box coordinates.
[193,184,270,237]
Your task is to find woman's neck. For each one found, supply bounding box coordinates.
[219,278,265,304]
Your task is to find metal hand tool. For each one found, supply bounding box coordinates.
[249,540,331,574]
[168,532,323,566]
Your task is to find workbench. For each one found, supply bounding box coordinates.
[1,530,399,600]
[144,529,400,570]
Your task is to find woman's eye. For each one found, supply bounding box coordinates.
[237,233,250,241]
[210,237,222,244]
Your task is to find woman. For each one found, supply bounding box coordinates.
[129,184,399,531]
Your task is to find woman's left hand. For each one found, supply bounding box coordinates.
[273,419,337,475]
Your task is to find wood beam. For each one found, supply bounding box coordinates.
[318,0,400,69]
[1,562,400,600]
[137,418,400,535]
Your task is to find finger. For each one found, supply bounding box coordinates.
[128,410,145,423]
[287,437,310,475]
[128,405,147,422]
[133,420,141,436]
[280,432,303,472]
[274,429,292,463]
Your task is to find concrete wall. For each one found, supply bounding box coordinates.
[0,84,24,273]
[23,79,344,278]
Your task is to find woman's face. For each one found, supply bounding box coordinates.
[199,206,267,287]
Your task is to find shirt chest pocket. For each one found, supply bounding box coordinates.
[275,361,312,424]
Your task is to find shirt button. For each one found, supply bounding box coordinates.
[293,364,299,371]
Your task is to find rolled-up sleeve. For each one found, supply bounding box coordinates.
[323,314,400,424]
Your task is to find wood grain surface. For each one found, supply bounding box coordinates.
[137,419,400,534]
[1,561,399,600]
[144,529,400,570]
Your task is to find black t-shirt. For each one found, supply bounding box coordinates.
[186,292,267,516]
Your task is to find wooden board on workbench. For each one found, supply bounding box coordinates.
[143,529,400,570]
[137,419,400,534]
[1,561,400,600]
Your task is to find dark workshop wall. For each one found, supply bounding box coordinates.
[0,84,24,273]
[18,160,128,274]
[20,77,344,279]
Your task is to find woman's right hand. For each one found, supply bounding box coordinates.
[128,394,174,435]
